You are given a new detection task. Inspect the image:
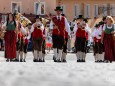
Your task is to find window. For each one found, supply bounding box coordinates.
[2,15,7,22]
[34,2,45,15]
[102,4,107,16]
[110,4,115,16]
[74,4,79,18]
[94,4,98,17]
[61,5,66,14]
[11,2,22,13]
[86,4,90,18]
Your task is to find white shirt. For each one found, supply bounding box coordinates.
[50,15,70,36]
[92,26,102,39]
[30,22,44,33]
[73,22,91,39]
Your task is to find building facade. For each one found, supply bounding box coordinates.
[0,0,115,22]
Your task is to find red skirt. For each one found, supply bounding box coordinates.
[104,34,115,61]
[46,43,52,48]
[114,39,115,58]
[4,31,16,59]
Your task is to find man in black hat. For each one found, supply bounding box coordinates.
[50,6,70,62]
[30,15,44,62]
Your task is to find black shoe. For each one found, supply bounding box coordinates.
[43,59,45,62]
[14,59,19,62]
[54,59,57,62]
[39,59,43,62]
[33,59,39,62]
[6,59,10,62]
[20,59,23,62]
[63,59,67,63]
[23,59,26,62]
[82,60,86,62]
[57,59,61,63]
[77,59,80,62]
[110,61,112,63]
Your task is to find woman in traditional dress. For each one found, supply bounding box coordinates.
[102,16,115,63]
[2,13,17,62]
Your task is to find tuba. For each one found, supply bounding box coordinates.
[15,12,32,27]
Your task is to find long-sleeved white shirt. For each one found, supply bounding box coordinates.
[50,16,70,36]
[30,22,44,33]
[92,26,103,39]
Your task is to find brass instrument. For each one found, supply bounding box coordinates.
[15,12,32,27]
[0,30,5,39]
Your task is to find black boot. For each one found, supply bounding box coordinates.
[23,59,26,62]
[20,59,23,62]
[63,59,67,63]
[43,59,45,62]
[6,59,10,62]
[14,59,19,62]
[39,59,43,62]
[77,59,80,62]
[57,59,61,63]
[33,59,39,62]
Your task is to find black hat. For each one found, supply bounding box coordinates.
[83,18,88,23]
[102,16,107,21]
[95,24,99,27]
[54,6,63,11]
[98,21,104,25]
[35,15,41,19]
[77,15,84,19]
[35,15,42,21]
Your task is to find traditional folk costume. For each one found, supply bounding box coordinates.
[74,15,90,62]
[15,22,28,62]
[83,18,91,53]
[50,6,70,62]
[92,24,104,62]
[3,21,17,61]
[23,28,30,62]
[30,16,44,62]
[103,24,115,62]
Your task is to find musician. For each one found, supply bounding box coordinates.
[30,15,44,62]
[92,24,104,62]
[83,18,91,54]
[50,6,70,62]
[42,25,47,62]
[23,25,31,62]
[74,15,90,62]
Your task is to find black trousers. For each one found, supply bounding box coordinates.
[52,34,64,49]
[24,44,28,53]
[93,42,103,54]
[0,39,3,47]
[75,37,86,53]
[42,39,46,54]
